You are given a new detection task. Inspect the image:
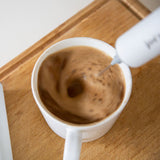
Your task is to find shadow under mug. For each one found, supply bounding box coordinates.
[31,37,132,160]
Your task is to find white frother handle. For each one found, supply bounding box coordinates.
[115,7,160,67]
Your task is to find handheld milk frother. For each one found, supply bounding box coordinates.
[99,7,160,75]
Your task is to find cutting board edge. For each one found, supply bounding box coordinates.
[120,0,150,18]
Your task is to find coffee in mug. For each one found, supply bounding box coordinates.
[38,46,125,124]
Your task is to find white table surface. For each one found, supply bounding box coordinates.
[0,0,93,67]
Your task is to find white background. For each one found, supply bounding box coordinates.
[0,0,93,67]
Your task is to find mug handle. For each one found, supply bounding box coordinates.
[63,129,82,160]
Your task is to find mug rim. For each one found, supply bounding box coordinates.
[31,37,132,129]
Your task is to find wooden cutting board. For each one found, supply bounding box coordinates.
[0,0,160,159]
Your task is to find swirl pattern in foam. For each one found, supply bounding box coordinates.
[38,46,125,124]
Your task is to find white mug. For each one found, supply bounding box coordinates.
[31,37,132,160]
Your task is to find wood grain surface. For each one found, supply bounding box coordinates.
[1,0,160,160]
